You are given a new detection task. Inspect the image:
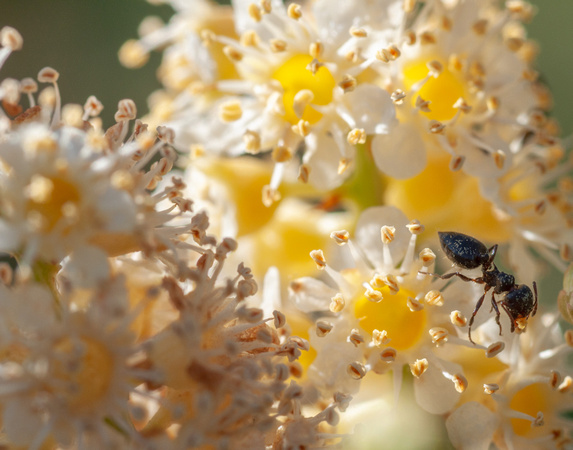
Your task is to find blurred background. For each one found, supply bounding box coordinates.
[0,0,572,134]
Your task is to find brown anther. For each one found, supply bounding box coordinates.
[262,184,281,207]
[273,310,286,329]
[534,200,546,215]
[453,97,472,113]
[416,96,431,113]
[391,89,406,104]
[309,41,323,59]
[292,119,311,137]
[347,128,366,145]
[425,290,444,306]
[406,219,424,234]
[380,347,397,362]
[404,30,416,45]
[297,164,310,183]
[376,49,389,63]
[380,225,396,244]
[560,244,571,262]
[240,30,260,47]
[330,293,345,313]
[330,230,350,246]
[349,329,365,347]
[238,306,264,323]
[523,68,539,82]
[272,145,293,163]
[83,95,103,118]
[347,361,367,379]
[440,15,452,31]
[429,120,445,134]
[505,37,524,52]
[338,158,352,175]
[243,129,261,154]
[316,320,333,337]
[484,383,499,395]
[419,248,436,265]
[350,27,368,38]
[310,249,326,270]
[558,376,572,393]
[260,0,272,13]
[407,296,424,312]
[486,341,505,358]
[533,412,544,427]
[550,371,562,389]
[270,39,287,53]
[450,310,467,327]
[410,358,428,377]
[219,100,243,122]
[372,329,391,347]
[115,99,137,121]
[1,26,23,51]
[20,77,37,94]
[429,327,448,345]
[339,74,357,93]
[248,3,262,22]
[287,3,302,19]
[156,125,175,144]
[565,329,573,347]
[223,45,243,62]
[38,67,59,83]
[472,19,488,35]
[427,60,443,78]
[450,155,465,171]
[419,31,436,45]
[452,374,468,393]
[494,150,506,170]
[364,285,383,303]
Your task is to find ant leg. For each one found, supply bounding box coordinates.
[490,293,502,335]
[467,287,490,344]
[532,281,538,316]
[500,303,517,333]
[431,271,483,283]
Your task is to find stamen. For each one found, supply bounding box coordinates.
[347,361,367,379]
[310,249,326,270]
[243,129,261,154]
[330,230,350,246]
[410,358,429,377]
[484,383,499,394]
[429,327,448,345]
[316,320,333,337]
[37,67,61,129]
[425,290,444,306]
[380,348,397,362]
[347,128,366,145]
[330,293,345,313]
[287,3,302,20]
[338,74,357,93]
[450,311,467,327]
[297,164,310,183]
[219,100,243,122]
[486,341,505,358]
[372,329,391,347]
[349,329,365,346]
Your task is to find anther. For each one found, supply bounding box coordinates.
[407,297,424,312]
[429,327,448,345]
[419,248,436,265]
[310,249,326,270]
[407,220,424,234]
[287,3,302,19]
[316,320,333,337]
[248,3,262,22]
[410,358,429,377]
[558,376,572,393]
[330,230,349,246]
[219,100,243,122]
[372,329,391,347]
[223,46,243,62]
[309,41,323,59]
[1,26,23,51]
[494,150,506,170]
[425,290,444,306]
[292,119,310,137]
[272,145,293,163]
[416,96,431,112]
[429,120,445,134]
[419,31,436,45]
[350,27,368,38]
[273,311,286,329]
[339,74,357,93]
[450,310,467,327]
[338,158,351,175]
[240,30,260,47]
[452,374,467,393]
[380,348,397,362]
[450,155,465,171]
[347,361,367,379]
[330,293,345,313]
[364,285,383,303]
[380,225,396,244]
[347,128,366,145]
[293,89,314,118]
[484,383,499,394]
[297,164,310,183]
[486,341,505,358]
[270,39,287,53]
[550,370,562,390]
[472,19,488,35]
[243,129,261,154]
[391,89,406,104]
[349,329,365,347]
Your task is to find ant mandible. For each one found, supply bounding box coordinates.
[430,231,538,344]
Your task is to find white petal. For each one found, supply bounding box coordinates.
[413,360,462,414]
[289,277,338,313]
[371,123,427,179]
[355,206,411,269]
[446,402,497,450]
[346,84,396,135]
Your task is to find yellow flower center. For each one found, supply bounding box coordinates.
[509,382,551,437]
[272,54,336,125]
[383,152,512,243]
[26,175,81,232]
[402,58,465,122]
[53,335,115,412]
[354,286,426,351]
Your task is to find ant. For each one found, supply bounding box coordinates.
[430,231,537,344]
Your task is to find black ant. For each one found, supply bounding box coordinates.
[429,231,538,344]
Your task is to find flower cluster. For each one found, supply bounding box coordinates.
[0,0,572,448]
